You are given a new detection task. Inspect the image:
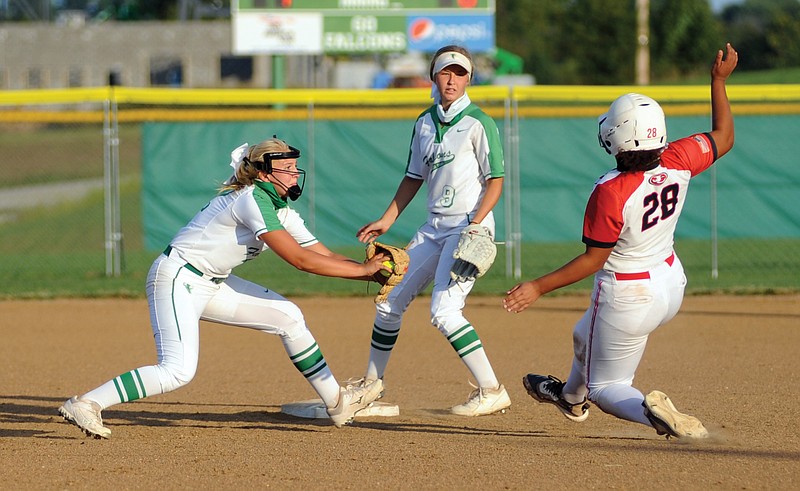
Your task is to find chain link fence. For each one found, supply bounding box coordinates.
[1,85,798,298]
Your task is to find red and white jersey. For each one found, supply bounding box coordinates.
[583,133,717,273]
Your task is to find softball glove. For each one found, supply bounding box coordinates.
[366,241,409,304]
[451,224,497,283]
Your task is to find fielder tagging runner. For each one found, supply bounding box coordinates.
[353,45,510,416]
[504,44,738,438]
[59,137,387,438]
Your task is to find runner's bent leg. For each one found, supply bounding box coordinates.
[584,275,663,425]
[561,307,592,405]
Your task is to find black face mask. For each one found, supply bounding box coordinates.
[285,184,303,201]
[244,142,305,200]
[270,167,306,201]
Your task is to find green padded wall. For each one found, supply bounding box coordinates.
[143,115,799,250]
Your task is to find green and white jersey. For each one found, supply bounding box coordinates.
[169,180,317,277]
[406,103,504,216]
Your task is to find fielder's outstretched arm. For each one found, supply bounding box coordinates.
[709,43,738,158]
[261,229,385,280]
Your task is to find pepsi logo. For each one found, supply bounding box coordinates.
[649,173,668,185]
[409,18,434,41]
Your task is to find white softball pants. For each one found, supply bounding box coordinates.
[562,254,687,425]
[381,213,495,335]
[366,213,500,388]
[82,253,337,409]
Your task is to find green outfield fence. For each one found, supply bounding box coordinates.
[1,85,798,298]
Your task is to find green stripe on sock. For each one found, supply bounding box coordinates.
[371,342,393,351]
[372,329,399,346]
[374,324,400,334]
[372,324,400,348]
[290,342,318,361]
[450,328,480,353]
[447,324,472,341]
[459,343,483,358]
[133,369,147,398]
[293,345,324,372]
[119,371,142,402]
[304,361,328,378]
[113,378,125,403]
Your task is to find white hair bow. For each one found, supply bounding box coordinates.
[225,142,249,184]
[230,142,249,173]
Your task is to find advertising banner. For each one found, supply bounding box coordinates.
[234,12,323,54]
[233,0,495,54]
[237,0,493,10]
[323,15,407,53]
[407,14,494,52]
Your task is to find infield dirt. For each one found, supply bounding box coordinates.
[1,295,798,489]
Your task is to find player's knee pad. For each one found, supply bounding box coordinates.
[267,302,308,341]
[376,301,404,329]
[429,290,468,334]
[155,361,197,392]
[277,320,310,342]
[430,310,468,337]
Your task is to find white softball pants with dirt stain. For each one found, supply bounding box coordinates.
[562,255,687,425]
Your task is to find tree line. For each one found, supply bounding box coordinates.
[496,0,799,84]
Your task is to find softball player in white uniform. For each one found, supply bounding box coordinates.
[59,137,386,438]
[355,45,511,416]
[504,44,738,438]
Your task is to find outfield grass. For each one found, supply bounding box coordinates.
[0,124,141,188]
[1,176,797,299]
[655,66,800,85]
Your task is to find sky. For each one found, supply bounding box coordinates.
[709,0,744,12]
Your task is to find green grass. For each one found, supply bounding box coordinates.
[3,240,797,299]
[0,176,797,299]
[0,124,141,188]
[656,66,800,85]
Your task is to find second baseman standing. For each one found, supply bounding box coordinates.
[354,45,510,416]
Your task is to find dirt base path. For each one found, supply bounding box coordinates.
[2,295,799,489]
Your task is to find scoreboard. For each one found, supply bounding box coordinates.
[232,0,495,54]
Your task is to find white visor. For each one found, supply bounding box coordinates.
[431,51,473,80]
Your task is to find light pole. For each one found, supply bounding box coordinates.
[636,0,650,85]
